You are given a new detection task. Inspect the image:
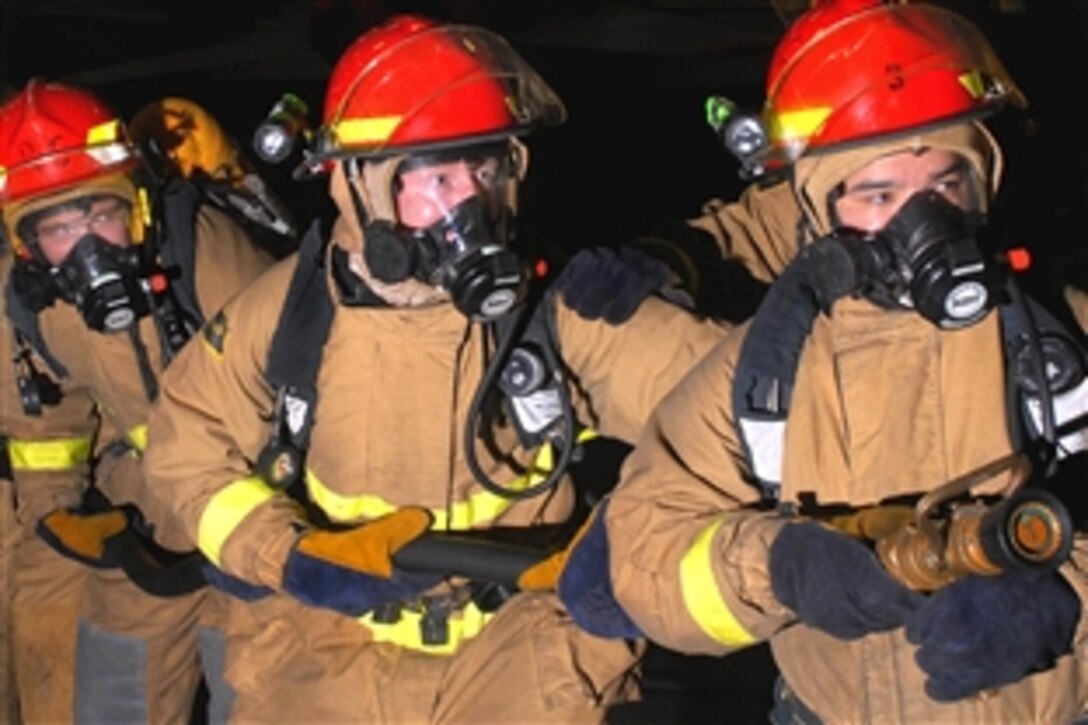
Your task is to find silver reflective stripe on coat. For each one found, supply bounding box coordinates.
[1026,377,1088,456]
[75,620,147,724]
[739,417,786,485]
[199,626,236,725]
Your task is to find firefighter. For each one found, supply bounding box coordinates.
[0,80,276,722]
[141,14,735,722]
[0,253,38,725]
[1,246,104,724]
[581,1,1088,722]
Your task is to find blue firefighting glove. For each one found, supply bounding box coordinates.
[556,246,671,324]
[905,570,1081,702]
[282,508,440,617]
[770,522,924,640]
[517,499,641,639]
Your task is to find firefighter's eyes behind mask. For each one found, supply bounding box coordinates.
[33,198,130,266]
[396,157,502,229]
[834,149,978,234]
[24,198,145,333]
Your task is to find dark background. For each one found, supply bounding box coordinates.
[4,1,1085,283]
[3,1,1086,721]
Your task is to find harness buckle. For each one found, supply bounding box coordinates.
[371,601,402,624]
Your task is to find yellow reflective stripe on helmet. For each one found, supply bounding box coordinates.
[767,107,831,144]
[198,476,280,566]
[679,517,757,647]
[958,70,986,99]
[8,436,93,472]
[334,117,402,146]
[358,601,492,656]
[307,429,599,528]
[86,119,122,145]
[127,424,148,452]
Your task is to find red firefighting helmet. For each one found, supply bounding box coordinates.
[300,14,566,175]
[0,79,143,259]
[761,0,1025,167]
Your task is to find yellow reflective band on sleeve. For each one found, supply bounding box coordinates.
[198,476,280,567]
[127,424,148,453]
[334,117,402,145]
[358,601,492,656]
[8,436,93,472]
[767,107,831,144]
[307,429,599,529]
[679,517,757,647]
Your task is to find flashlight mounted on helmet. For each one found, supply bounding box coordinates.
[706,95,770,180]
[253,93,312,165]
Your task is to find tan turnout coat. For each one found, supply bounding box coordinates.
[608,294,1088,723]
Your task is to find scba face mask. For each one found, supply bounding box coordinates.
[831,191,999,329]
[360,146,527,320]
[407,194,525,320]
[50,232,148,332]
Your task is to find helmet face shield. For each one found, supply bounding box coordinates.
[345,141,527,320]
[830,148,986,234]
[793,121,1002,237]
[302,17,566,175]
[761,3,1025,168]
[389,143,518,287]
[4,172,143,262]
[17,193,133,266]
[394,144,513,235]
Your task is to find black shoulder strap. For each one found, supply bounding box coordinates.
[157,178,204,325]
[4,276,68,379]
[731,244,834,502]
[264,221,335,453]
[998,288,1087,452]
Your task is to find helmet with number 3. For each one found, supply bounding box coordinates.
[762,0,1025,166]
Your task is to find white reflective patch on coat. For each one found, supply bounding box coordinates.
[1026,377,1088,456]
[738,417,786,484]
[285,394,309,436]
[510,389,562,434]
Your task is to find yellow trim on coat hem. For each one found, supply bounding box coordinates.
[8,436,93,472]
[358,602,493,656]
